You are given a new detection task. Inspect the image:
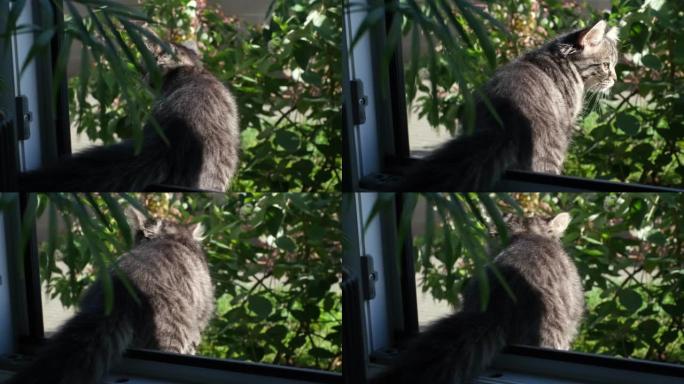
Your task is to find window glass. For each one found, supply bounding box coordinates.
[34,193,341,371]
[400,0,682,187]
[408,193,683,364]
[60,0,341,191]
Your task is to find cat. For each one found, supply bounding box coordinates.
[18,38,240,192]
[372,212,584,384]
[5,208,215,384]
[389,20,619,191]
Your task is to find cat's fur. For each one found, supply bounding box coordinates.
[372,212,584,384]
[393,20,619,191]
[19,39,240,192]
[5,209,214,384]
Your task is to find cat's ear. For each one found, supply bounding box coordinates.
[606,26,619,41]
[578,20,607,49]
[190,222,206,242]
[125,206,147,231]
[548,212,571,235]
[180,40,200,55]
[125,206,161,239]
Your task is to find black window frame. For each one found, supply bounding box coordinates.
[3,192,341,384]
[1,1,230,193]
[351,0,684,193]
[344,191,684,383]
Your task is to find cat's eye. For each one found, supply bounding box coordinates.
[602,62,610,71]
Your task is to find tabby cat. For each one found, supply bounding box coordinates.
[372,212,584,384]
[5,208,214,384]
[393,20,619,191]
[19,39,240,191]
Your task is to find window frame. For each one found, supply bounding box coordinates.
[347,191,684,383]
[5,1,230,193]
[2,192,341,384]
[347,1,684,193]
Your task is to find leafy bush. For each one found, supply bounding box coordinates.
[67,0,341,191]
[409,193,683,364]
[34,193,342,371]
[391,0,683,186]
[566,0,683,186]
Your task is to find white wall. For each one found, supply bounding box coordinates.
[11,0,44,171]
[0,212,14,354]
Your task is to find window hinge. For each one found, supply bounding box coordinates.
[360,255,377,300]
[15,95,31,141]
[350,79,367,125]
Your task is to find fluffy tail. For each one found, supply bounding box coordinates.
[389,98,533,192]
[371,311,506,384]
[395,130,519,191]
[17,140,170,191]
[4,282,138,384]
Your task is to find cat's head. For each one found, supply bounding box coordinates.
[125,207,205,244]
[557,20,619,93]
[143,34,203,75]
[505,212,571,239]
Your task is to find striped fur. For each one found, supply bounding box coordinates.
[395,20,619,191]
[19,42,239,192]
[5,212,214,384]
[372,213,584,384]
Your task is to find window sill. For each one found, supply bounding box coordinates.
[369,345,684,384]
[358,170,684,192]
[0,350,342,384]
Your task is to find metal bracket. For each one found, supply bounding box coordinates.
[360,255,377,300]
[15,95,31,141]
[350,79,367,125]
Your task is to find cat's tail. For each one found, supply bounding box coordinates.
[17,140,169,191]
[385,98,533,192]
[370,311,506,384]
[389,127,527,191]
[4,284,138,384]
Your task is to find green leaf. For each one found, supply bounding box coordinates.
[637,319,659,338]
[275,130,300,152]
[310,347,335,359]
[618,289,642,312]
[276,236,297,252]
[647,231,666,246]
[248,295,273,319]
[616,112,640,136]
[216,294,232,316]
[265,324,288,341]
[641,54,662,71]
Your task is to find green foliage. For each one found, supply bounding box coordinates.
[66,0,341,191]
[34,193,342,371]
[565,0,684,186]
[409,193,684,364]
[383,0,683,186]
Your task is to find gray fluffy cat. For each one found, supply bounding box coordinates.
[5,209,214,384]
[19,39,239,192]
[394,20,619,191]
[373,212,584,384]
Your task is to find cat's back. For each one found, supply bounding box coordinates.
[120,236,209,288]
[493,233,584,348]
[484,44,583,118]
[496,233,577,284]
[154,66,240,190]
[161,66,239,128]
